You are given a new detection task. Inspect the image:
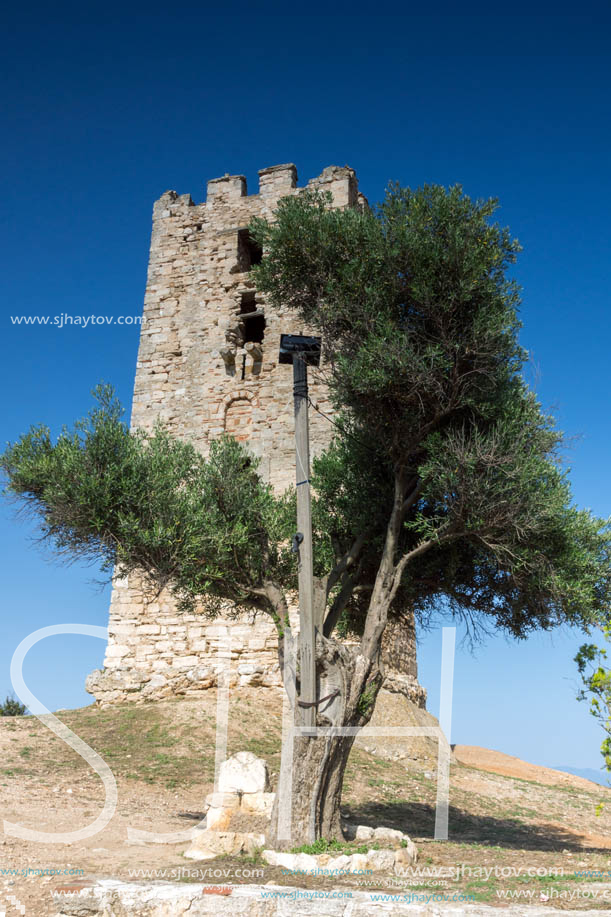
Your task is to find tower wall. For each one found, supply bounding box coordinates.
[86,164,425,709]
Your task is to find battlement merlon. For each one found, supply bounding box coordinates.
[151,164,364,221]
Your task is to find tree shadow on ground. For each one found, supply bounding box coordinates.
[344,801,610,853]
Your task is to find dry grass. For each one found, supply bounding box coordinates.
[1,689,611,911]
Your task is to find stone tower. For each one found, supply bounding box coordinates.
[87,163,425,709]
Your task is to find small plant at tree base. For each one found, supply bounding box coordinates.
[0,695,26,716]
[291,837,345,855]
[290,838,379,855]
[241,846,264,865]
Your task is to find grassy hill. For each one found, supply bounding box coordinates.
[1,688,611,913]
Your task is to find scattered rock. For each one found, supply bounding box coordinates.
[394,840,418,870]
[202,753,275,831]
[263,850,318,871]
[218,751,270,794]
[355,824,415,850]
[262,836,417,875]
[184,829,265,860]
[373,827,405,847]
[365,848,395,871]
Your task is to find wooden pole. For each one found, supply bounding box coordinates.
[293,355,316,735]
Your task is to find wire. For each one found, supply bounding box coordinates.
[307,396,383,457]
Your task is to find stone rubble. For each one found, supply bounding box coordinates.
[54,879,598,916]
[184,829,265,860]
[261,825,417,876]
[184,752,273,859]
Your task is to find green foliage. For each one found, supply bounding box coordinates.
[290,837,379,855]
[1,385,295,615]
[0,695,27,716]
[357,681,378,716]
[252,184,611,640]
[291,837,344,854]
[2,181,610,666]
[576,628,611,785]
[252,184,524,457]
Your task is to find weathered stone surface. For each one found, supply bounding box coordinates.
[356,825,405,847]
[262,850,318,872]
[55,879,597,916]
[205,791,241,809]
[354,825,416,854]
[239,791,275,816]
[365,848,396,871]
[199,756,275,831]
[205,806,237,832]
[218,752,270,794]
[394,840,419,871]
[184,829,265,860]
[262,842,412,875]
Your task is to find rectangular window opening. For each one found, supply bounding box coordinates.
[240,292,266,344]
[237,229,263,271]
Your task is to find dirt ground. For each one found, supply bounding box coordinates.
[1,689,611,915]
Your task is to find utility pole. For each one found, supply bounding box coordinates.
[279,334,321,736]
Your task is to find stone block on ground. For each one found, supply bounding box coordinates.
[394,840,418,871]
[262,838,417,875]
[218,751,270,794]
[184,829,265,860]
[239,791,275,816]
[355,824,417,852]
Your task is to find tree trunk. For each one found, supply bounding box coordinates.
[267,632,381,849]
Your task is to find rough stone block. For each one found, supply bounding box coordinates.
[105,645,130,658]
[240,791,275,816]
[137,624,161,635]
[218,752,270,794]
[184,829,265,861]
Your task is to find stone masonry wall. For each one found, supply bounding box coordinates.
[86,163,426,709]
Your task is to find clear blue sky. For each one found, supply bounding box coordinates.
[1,2,610,774]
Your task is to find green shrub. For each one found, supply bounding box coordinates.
[0,694,27,716]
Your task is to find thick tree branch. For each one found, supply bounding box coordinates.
[401,478,424,515]
[360,467,409,659]
[388,530,462,603]
[326,533,366,598]
[323,571,358,638]
[250,580,291,636]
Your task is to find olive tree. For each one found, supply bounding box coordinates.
[3,184,610,846]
